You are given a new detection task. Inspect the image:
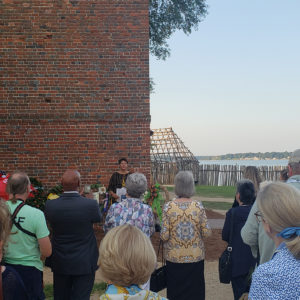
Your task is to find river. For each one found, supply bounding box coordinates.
[198,159,288,167]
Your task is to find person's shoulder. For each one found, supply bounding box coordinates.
[109,201,122,210]
[193,200,204,209]
[232,205,249,215]
[277,245,300,268]
[78,195,99,207]
[231,205,249,215]
[254,249,288,279]
[163,200,173,209]
[24,203,44,215]
[225,207,233,216]
[140,201,152,209]
[147,291,168,299]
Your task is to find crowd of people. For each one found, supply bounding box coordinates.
[0,150,300,300]
[222,150,300,300]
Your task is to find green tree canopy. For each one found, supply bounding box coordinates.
[149,0,208,60]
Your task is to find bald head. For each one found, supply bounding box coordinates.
[6,171,30,197]
[61,170,81,191]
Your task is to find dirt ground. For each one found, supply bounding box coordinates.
[44,209,234,299]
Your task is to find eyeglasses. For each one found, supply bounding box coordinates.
[254,211,265,223]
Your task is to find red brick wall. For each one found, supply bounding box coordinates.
[0,0,150,188]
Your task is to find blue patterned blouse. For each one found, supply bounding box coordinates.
[249,243,300,300]
[100,284,168,299]
[104,198,155,237]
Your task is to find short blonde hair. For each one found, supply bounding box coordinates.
[0,200,12,247]
[99,224,157,286]
[257,182,300,259]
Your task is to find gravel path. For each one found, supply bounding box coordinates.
[209,218,225,229]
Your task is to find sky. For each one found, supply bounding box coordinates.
[150,0,300,156]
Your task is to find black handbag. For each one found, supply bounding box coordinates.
[219,210,234,284]
[150,240,167,292]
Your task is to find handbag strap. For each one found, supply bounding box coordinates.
[11,200,26,220]
[157,239,165,266]
[0,265,3,300]
[11,200,37,238]
[228,209,235,249]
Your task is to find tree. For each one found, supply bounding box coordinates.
[149,0,208,60]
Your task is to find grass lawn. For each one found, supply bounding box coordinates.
[202,201,232,211]
[166,185,235,198]
[195,185,235,198]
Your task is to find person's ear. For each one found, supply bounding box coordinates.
[262,220,273,238]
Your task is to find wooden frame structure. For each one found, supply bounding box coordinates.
[150,127,199,183]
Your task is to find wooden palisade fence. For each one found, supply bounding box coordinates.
[151,163,286,186]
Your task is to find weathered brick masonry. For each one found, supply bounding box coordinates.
[0,0,150,188]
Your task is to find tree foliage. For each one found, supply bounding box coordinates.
[149,0,208,60]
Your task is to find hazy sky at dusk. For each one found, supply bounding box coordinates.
[150,0,300,156]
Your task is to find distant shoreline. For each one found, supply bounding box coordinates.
[198,159,288,167]
[196,152,290,161]
[197,158,289,161]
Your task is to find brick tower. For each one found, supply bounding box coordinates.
[0,0,150,187]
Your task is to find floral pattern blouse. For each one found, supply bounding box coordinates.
[104,198,155,237]
[100,284,168,300]
[161,200,211,263]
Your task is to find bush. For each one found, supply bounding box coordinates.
[27,177,47,211]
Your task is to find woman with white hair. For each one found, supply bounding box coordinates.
[161,171,211,300]
[104,173,155,237]
[249,182,300,299]
[99,224,167,300]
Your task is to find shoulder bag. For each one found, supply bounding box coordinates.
[150,239,167,292]
[219,209,235,284]
[0,264,3,300]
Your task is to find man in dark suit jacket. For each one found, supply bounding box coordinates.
[45,169,101,300]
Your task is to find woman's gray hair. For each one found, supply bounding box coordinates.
[126,173,147,198]
[174,171,195,198]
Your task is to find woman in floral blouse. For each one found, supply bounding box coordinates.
[104,172,155,238]
[161,171,211,300]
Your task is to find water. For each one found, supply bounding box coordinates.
[198,159,288,167]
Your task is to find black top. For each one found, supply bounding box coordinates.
[107,172,129,193]
[2,266,28,300]
[232,196,239,208]
[222,205,256,277]
[45,193,102,275]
